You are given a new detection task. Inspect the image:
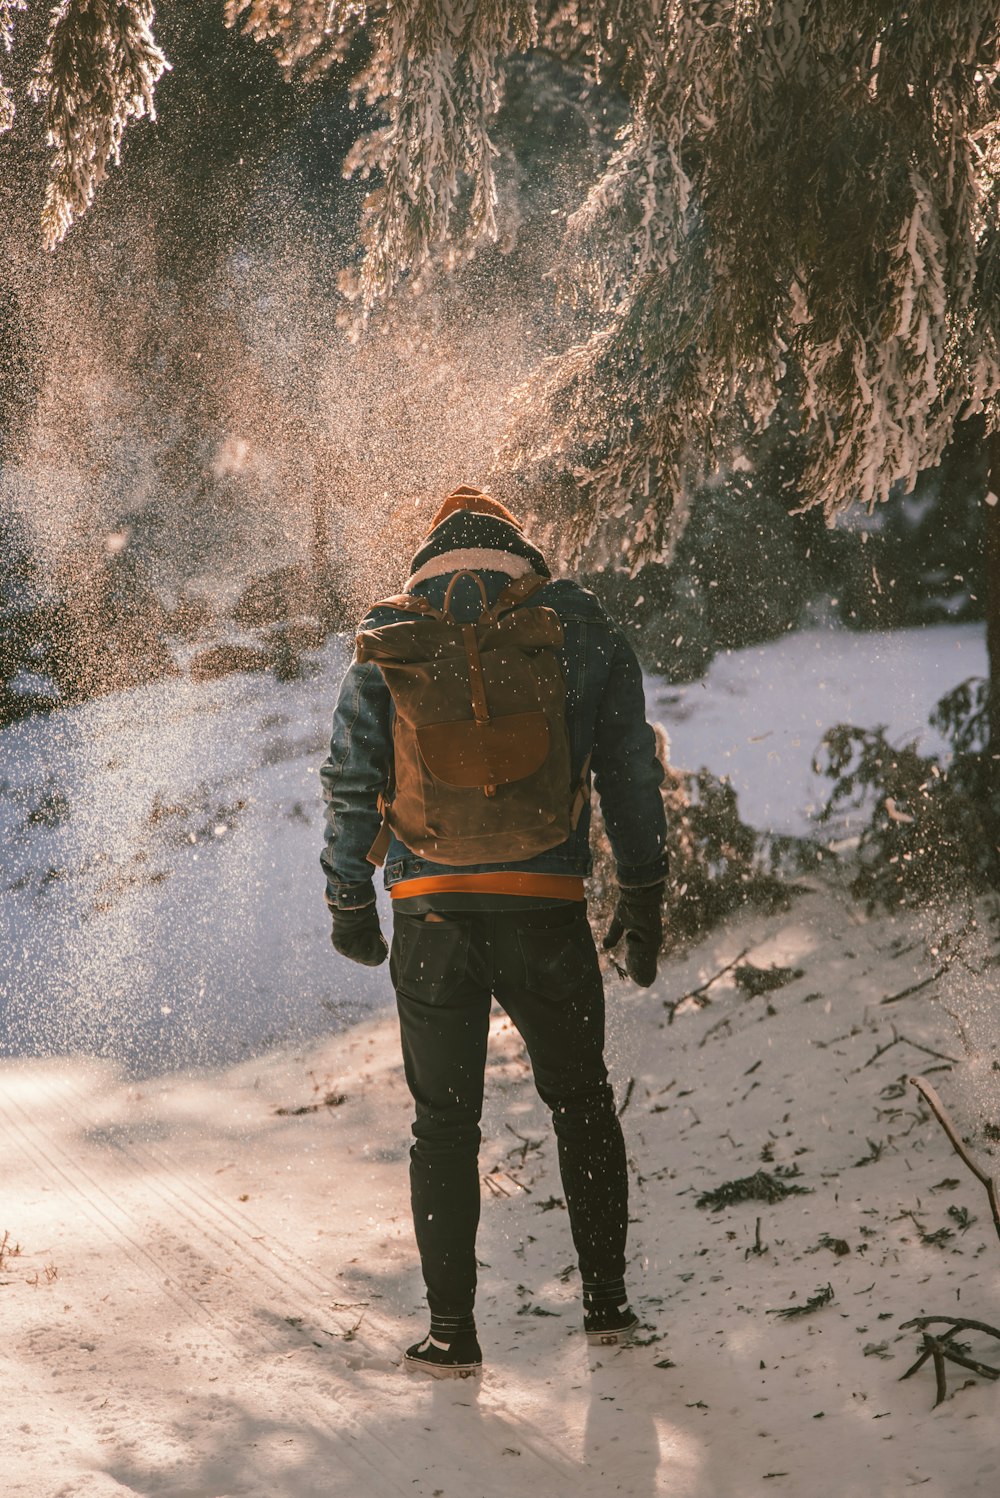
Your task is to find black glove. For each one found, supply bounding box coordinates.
[329,900,388,968]
[602,883,664,988]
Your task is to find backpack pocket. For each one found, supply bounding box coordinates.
[417,711,550,789]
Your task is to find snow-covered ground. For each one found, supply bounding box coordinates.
[3,879,999,1497]
[650,621,987,837]
[3,620,999,1496]
[1,622,985,1074]
[0,640,376,1074]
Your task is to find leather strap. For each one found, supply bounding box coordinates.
[366,820,392,867]
[443,570,490,621]
[461,624,491,724]
[366,792,392,867]
[569,752,593,830]
[369,570,545,626]
[368,592,446,620]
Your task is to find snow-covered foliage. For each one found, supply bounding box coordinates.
[25,0,169,246]
[237,1,1000,572]
[816,675,1000,909]
[12,3,1000,573]
[0,0,26,131]
[223,0,369,80]
[512,2,1000,566]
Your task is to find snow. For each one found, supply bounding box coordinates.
[0,622,987,1072]
[649,621,986,837]
[2,620,999,1496]
[7,669,59,699]
[3,880,999,1496]
[0,638,391,1075]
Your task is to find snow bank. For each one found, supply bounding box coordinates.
[650,621,986,837]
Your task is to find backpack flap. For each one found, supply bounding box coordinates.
[355,579,574,865]
[417,711,551,788]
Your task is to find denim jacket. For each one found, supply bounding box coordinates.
[319,571,668,909]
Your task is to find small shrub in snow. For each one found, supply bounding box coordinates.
[814,676,1000,909]
[590,725,790,958]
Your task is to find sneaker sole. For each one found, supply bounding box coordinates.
[585,1318,639,1348]
[404,1355,483,1380]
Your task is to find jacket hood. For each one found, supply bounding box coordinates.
[405,509,550,592]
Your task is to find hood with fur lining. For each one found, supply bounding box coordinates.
[404,509,551,593]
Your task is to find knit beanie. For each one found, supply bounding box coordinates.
[426,485,523,534]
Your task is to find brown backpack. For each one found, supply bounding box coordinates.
[356,570,589,867]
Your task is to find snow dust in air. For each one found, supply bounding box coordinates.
[0,198,555,1075]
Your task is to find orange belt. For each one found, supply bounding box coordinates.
[390,873,586,902]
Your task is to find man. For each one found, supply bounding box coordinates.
[320,486,667,1379]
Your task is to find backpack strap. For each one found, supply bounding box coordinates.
[366,794,392,868]
[368,571,545,627]
[569,752,593,829]
[442,570,490,622]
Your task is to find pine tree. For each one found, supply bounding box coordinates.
[11,3,1000,730]
[226,4,1000,714]
[278,2,1000,740]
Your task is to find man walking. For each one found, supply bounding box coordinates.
[320,486,667,1378]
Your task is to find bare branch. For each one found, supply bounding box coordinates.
[909,1074,1000,1246]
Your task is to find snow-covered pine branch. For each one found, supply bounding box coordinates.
[0,0,26,131]
[222,0,369,81]
[507,1,1000,568]
[340,0,538,309]
[28,0,170,247]
[331,1,1000,570]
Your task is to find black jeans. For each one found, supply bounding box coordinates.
[390,903,628,1319]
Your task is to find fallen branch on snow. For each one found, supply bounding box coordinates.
[908,1075,1000,1245]
[899,1318,1000,1406]
[896,1077,1000,1404]
[663,947,751,1024]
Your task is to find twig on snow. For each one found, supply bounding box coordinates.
[664,947,751,1024]
[880,967,946,1005]
[861,1027,959,1069]
[908,1075,1000,1246]
[899,1317,1000,1406]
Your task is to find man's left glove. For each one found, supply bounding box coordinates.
[329,900,388,968]
[602,882,665,988]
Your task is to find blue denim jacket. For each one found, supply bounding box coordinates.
[320,571,668,908]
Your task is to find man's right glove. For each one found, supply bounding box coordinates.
[329,900,388,968]
[602,882,665,988]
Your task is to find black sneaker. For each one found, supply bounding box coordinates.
[404,1326,483,1380]
[583,1302,639,1346]
[582,1277,639,1347]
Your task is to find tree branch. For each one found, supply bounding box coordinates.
[908,1075,1000,1245]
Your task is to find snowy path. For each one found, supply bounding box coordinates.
[4,879,999,1496]
[1,1056,579,1497]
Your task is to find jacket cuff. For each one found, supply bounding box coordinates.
[325,881,377,911]
[615,855,669,889]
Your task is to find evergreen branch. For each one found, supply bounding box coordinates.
[29,0,171,247]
